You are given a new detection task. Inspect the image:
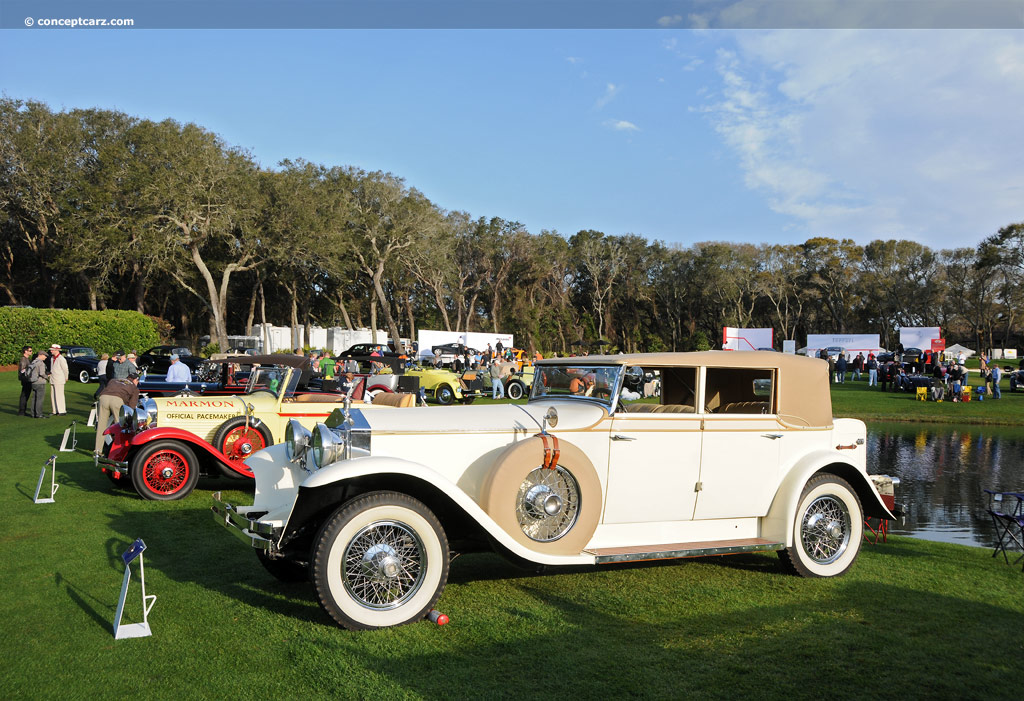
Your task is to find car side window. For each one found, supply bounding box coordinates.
[704,368,775,414]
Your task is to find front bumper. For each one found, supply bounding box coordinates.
[211,492,276,551]
[95,453,129,475]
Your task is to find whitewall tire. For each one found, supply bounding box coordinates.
[312,491,449,630]
[779,474,863,578]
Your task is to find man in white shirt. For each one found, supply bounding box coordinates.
[165,354,192,383]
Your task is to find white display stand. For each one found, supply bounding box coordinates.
[113,539,156,640]
[59,421,78,452]
[87,403,97,427]
[33,455,59,504]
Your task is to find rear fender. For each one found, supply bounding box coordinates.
[763,450,895,545]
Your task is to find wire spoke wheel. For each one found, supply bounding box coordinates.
[800,495,850,564]
[515,465,581,542]
[343,521,426,609]
[222,426,268,462]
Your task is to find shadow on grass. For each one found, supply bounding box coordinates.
[334,580,1024,698]
[55,572,115,633]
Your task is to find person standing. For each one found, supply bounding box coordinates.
[110,351,131,380]
[48,344,69,415]
[991,364,1002,399]
[835,353,847,383]
[490,361,506,399]
[17,345,33,415]
[852,352,863,381]
[95,373,141,454]
[27,350,49,418]
[321,353,336,381]
[95,353,110,398]
[165,354,192,383]
[866,354,878,387]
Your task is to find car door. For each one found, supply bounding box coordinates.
[693,367,782,520]
[603,367,702,524]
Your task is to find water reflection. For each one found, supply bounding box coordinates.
[868,422,1024,548]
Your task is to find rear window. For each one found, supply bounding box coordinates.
[704,368,775,415]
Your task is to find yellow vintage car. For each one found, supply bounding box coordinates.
[394,366,484,405]
[98,355,415,500]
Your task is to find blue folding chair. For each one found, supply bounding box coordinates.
[984,490,1024,570]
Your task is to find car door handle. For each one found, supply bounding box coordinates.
[762,434,783,440]
[611,434,636,441]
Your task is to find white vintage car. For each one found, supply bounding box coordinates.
[213,351,897,630]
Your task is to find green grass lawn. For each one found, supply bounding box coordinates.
[2,374,1023,700]
[829,373,1024,426]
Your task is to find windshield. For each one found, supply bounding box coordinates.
[70,347,97,358]
[530,364,623,407]
[246,366,287,396]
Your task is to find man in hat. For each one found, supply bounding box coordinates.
[165,353,192,383]
[109,351,131,380]
[48,344,69,415]
[95,372,141,454]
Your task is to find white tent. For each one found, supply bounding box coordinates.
[942,343,975,361]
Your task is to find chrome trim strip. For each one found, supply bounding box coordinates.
[587,541,784,564]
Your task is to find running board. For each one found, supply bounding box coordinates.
[584,538,784,564]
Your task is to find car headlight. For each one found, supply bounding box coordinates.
[312,423,344,469]
[285,419,312,462]
[119,405,136,430]
[134,397,158,431]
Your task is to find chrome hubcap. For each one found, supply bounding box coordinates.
[800,495,850,564]
[343,520,425,610]
[516,465,581,542]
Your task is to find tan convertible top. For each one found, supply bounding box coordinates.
[539,351,832,428]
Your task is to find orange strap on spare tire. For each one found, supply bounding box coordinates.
[535,433,560,469]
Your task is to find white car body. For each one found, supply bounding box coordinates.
[213,351,897,630]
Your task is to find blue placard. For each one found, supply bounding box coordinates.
[121,538,147,565]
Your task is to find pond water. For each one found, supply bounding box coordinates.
[867,421,1024,549]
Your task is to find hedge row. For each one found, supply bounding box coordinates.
[0,307,162,364]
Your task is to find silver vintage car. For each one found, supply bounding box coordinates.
[213,351,898,630]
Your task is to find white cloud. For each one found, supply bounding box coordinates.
[595,82,620,109]
[565,56,582,65]
[605,120,640,132]
[657,15,684,27]
[701,31,1024,247]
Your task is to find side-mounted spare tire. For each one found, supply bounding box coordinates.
[213,416,273,475]
[480,435,602,556]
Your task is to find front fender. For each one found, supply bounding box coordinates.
[762,450,895,546]
[127,427,253,478]
[293,455,592,566]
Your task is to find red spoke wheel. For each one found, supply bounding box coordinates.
[214,417,272,463]
[131,441,199,501]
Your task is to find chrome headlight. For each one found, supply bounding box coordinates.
[312,423,345,469]
[134,396,158,431]
[119,405,136,430]
[285,419,312,462]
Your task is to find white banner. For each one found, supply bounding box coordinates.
[899,327,941,350]
[805,334,883,358]
[416,330,514,362]
[722,327,773,351]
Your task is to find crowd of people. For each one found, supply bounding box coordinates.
[818,346,1021,402]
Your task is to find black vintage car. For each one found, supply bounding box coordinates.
[137,346,204,374]
[337,343,404,359]
[61,346,101,383]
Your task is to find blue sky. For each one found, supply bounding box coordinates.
[2,28,1022,249]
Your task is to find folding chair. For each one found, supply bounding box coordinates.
[984,490,1024,570]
